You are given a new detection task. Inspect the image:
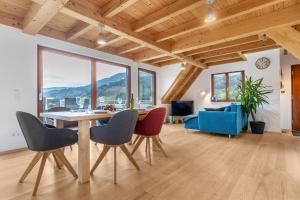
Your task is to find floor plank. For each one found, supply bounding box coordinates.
[1,124,300,200]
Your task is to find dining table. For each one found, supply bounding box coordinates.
[40,109,148,183]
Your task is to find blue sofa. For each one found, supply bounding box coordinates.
[183,103,248,138]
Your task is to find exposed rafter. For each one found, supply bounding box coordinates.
[102,0,139,18]
[67,21,93,40]
[156,0,283,42]
[192,40,276,60]
[207,58,245,67]
[23,0,69,35]
[132,0,204,32]
[97,36,124,49]
[172,4,300,53]
[116,43,142,54]
[266,26,300,60]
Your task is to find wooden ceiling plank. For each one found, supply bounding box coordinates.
[23,0,69,35]
[66,21,93,40]
[242,45,279,54]
[97,36,124,49]
[184,35,260,56]
[172,4,300,54]
[266,26,300,60]
[193,40,276,60]
[116,43,142,54]
[158,59,180,67]
[150,57,176,64]
[207,58,245,67]
[202,53,241,63]
[133,0,204,32]
[156,0,283,42]
[102,0,139,18]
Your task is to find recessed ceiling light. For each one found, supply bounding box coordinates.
[97,23,106,45]
[205,7,216,23]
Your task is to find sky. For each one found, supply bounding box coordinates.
[43,51,126,88]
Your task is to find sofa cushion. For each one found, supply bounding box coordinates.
[204,107,226,111]
[224,106,231,112]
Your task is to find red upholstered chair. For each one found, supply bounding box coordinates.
[131,107,167,165]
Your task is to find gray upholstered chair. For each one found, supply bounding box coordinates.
[90,109,139,184]
[16,111,78,196]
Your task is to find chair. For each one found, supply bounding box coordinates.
[131,107,167,165]
[90,110,139,184]
[16,111,78,196]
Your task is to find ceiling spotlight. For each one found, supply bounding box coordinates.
[180,61,187,70]
[205,0,216,23]
[97,23,106,45]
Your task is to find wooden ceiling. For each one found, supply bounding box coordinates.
[1,0,300,70]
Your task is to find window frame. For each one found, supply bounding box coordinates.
[138,68,157,106]
[37,46,131,116]
[211,70,245,102]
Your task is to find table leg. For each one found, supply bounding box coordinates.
[54,120,64,168]
[78,120,90,183]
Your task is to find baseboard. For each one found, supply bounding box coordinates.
[0,147,28,155]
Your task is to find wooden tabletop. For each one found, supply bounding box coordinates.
[40,109,149,121]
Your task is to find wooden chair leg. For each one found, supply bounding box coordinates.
[52,153,62,169]
[132,135,140,145]
[19,152,43,183]
[114,147,117,184]
[153,136,168,157]
[120,145,140,170]
[69,145,73,151]
[90,145,110,175]
[131,136,145,155]
[146,138,151,165]
[54,150,78,178]
[32,152,49,196]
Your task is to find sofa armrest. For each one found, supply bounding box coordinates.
[182,115,198,123]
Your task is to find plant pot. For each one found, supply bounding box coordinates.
[250,121,265,134]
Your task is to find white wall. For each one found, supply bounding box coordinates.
[280,50,300,130]
[0,24,160,152]
[159,49,282,132]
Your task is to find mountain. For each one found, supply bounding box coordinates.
[43,72,151,101]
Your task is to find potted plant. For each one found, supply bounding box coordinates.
[237,76,273,134]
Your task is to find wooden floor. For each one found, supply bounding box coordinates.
[1,124,300,200]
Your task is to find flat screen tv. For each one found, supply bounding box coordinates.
[171,100,194,116]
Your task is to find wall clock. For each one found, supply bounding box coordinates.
[255,57,271,70]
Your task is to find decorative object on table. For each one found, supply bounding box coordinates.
[237,76,273,134]
[103,104,116,112]
[255,57,271,70]
[130,93,134,109]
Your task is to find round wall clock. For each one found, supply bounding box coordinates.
[255,57,271,70]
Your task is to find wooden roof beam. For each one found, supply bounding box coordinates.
[133,0,204,32]
[202,53,242,64]
[96,36,124,49]
[172,4,300,53]
[192,40,276,60]
[102,0,139,18]
[266,26,300,60]
[207,58,245,67]
[116,43,142,55]
[157,59,180,67]
[66,21,93,40]
[184,35,260,56]
[23,0,69,35]
[156,0,283,42]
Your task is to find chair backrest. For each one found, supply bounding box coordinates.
[16,111,47,151]
[135,107,166,136]
[107,109,139,144]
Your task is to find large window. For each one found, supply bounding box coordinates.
[96,61,130,110]
[40,49,92,111]
[38,47,131,114]
[138,68,156,108]
[211,71,244,102]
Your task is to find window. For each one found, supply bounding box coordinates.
[40,48,92,111]
[38,46,131,114]
[138,69,156,108]
[211,71,244,102]
[96,61,130,110]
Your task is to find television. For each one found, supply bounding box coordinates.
[171,100,194,116]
